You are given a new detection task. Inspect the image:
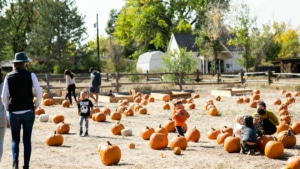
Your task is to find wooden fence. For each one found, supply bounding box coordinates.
[37,69,300,94]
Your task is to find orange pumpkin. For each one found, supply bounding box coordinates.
[223,126,233,136]
[207,128,221,139]
[111,122,125,135]
[208,107,218,116]
[43,99,52,106]
[185,127,201,142]
[141,126,155,140]
[243,97,250,103]
[280,114,291,125]
[110,111,122,121]
[155,124,168,137]
[45,131,64,146]
[101,107,111,116]
[140,99,148,106]
[138,107,147,114]
[173,147,181,155]
[216,131,231,145]
[62,100,70,108]
[249,101,258,108]
[149,133,168,150]
[257,135,274,153]
[162,103,170,110]
[93,112,106,122]
[276,122,291,134]
[143,94,150,100]
[264,140,284,159]
[148,96,155,102]
[134,104,143,112]
[286,156,300,169]
[215,96,221,101]
[162,94,170,102]
[193,93,200,99]
[99,141,121,166]
[252,94,260,101]
[291,122,300,134]
[35,107,45,115]
[56,122,70,134]
[52,114,64,124]
[169,135,188,150]
[163,118,176,132]
[236,98,243,104]
[43,92,50,99]
[128,142,135,149]
[188,103,196,109]
[253,89,260,95]
[223,136,241,153]
[276,129,296,148]
[124,108,134,116]
[273,98,281,105]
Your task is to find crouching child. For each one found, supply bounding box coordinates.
[240,115,258,155]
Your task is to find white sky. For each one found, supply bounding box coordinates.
[76,0,300,41]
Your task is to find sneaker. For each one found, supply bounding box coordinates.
[84,131,88,136]
[240,148,245,154]
[247,149,255,155]
[79,130,83,136]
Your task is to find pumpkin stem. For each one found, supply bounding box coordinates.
[211,128,215,131]
[107,141,112,146]
[159,124,162,128]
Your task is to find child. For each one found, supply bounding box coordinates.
[233,115,244,138]
[77,90,94,136]
[240,115,258,155]
[172,100,190,136]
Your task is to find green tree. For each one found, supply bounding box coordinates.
[161,48,197,82]
[27,0,86,73]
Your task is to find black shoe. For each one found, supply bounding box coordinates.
[247,149,255,155]
[240,148,246,154]
[84,131,88,136]
[79,130,83,136]
[23,166,29,169]
[13,160,18,169]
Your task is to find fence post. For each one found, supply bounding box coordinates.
[240,69,244,84]
[268,70,273,85]
[146,70,149,81]
[195,69,201,82]
[115,72,119,92]
[45,73,50,95]
[179,71,183,91]
[217,73,220,83]
[106,73,109,81]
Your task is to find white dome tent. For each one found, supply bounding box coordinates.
[136,51,165,72]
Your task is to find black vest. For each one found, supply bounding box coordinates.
[7,69,34,111]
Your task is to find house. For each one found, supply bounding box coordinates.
[1,60,13,72]
[136,51,165,73]
[167,33,243,73]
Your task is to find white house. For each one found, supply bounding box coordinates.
[136,50,165,72]
[167,33,243,73]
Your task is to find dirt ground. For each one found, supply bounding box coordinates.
[1,82,300,169]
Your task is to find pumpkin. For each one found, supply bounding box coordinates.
[43,92,50,99]
[134,96,142,103]
[249,101,258,108]
[121,128,132,137]
[187,103,195,109]
[193,93,200,99]
[121,99,129,106]
[279,109,289,116]
[208,107,218,116]
[253,89,260,95]
[39,114,49,122]
[45,131,64,146]
[276,129,296,148]
[162,103,170,110]
[163,118,176,132]
[93,107,101,113]
[162,94,170,102]
[138,107,147,114]
[101,107,111,116]
[252,94,260,101]
[243,97,250,103]
[280,114,291,125]
[111,122,125,135]
[155,124,168,137]
[56,122,70,134]
[257,135,274,153]
[273,98,281,105]
[149,133,168,150]
[62,100,70,108]
[143,94,150,100]
[185,127,201,142]
[148,96,155,102]
[286,156,300,169]
[291,122,300,134]
[35,107,45,115]
[186,98,194,103]
[181,98,187,104]
[223,136,241,153]
[141,126,155,140]
[285,92,292,98]
[207,128,221,139]
[128,142,135,149]
[278,104,288,112]
[170,135,188,150]
[43,99,52,106]
[52,114,64,124]
[216,131,231,145]
[173,147,181,155]
[124,108,134,116]
[264,140,284,159]
[223,126,233,136]
[140,99,148,105]
[281,89,286,94]
[110,111,122,121]
[276,122,291,134]
[236,98,243,104]
[99,141,121,166]
[93,112,106,122]
[134,104,143,112]
[215,96,221,101]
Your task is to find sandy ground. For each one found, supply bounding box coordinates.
[0,83,300,169]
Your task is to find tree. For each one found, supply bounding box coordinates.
[227,3,255,72]
[113,0,230,59]
[161,48,197,82]
[27,0,86,72]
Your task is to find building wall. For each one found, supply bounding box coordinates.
[223,51,243,73]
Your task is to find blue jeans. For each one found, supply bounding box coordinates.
[9,110,35,167]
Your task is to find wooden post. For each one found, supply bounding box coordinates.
[268,70,273,85]
[106,73,109,81]
[115,72,119,92]
[179,71,183,91]
[46,73,50,95]
[240,69,244,84]
[217,73,220,83]
[195,69,201,82]
[146,70,149,81]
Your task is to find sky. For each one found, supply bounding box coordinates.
[76,0,300,42]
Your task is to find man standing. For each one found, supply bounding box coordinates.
[89,67,101,106]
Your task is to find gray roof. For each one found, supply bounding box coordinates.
[173,33,198,52]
